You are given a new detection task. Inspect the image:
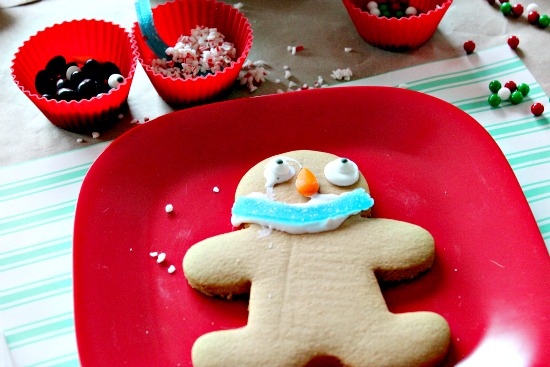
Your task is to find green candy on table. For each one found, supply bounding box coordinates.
[538,14,550,28]
[500,2,513,16]
[517,83,530,96]
[489,80,502,93]
[510,90,524,104]
[488,94,501,107]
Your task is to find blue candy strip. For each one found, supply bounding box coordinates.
[135,0,170,59]
[232,188,374,225]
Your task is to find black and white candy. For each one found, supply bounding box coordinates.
[34,55,124,101]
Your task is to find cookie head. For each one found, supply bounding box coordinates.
[236,150,370,203]
[231,150,373,234]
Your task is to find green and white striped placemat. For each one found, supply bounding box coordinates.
[1,44,548,366]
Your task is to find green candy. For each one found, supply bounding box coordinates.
[538,14,550,28]
[500,2,512,16]
[517,83,530,96]
[489,80,502,94]
[488,94,501,107]
[510,90,524,105]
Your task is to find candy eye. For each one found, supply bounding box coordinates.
[324,158,359,186]
[108,73,125,89]
[264,157,297,187]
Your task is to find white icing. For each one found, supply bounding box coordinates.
[323,158,359,186]
[263,156,300,187]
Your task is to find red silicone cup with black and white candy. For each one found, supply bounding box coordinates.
[11,19,138,132]
[131,0,253,106]
[342,0,453,51]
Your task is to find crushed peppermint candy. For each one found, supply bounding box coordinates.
[238,61,268,92]
[331,68,353,81]
[157,252,166,263]
[151,26,237,80]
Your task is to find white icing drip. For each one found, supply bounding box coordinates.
[263,156,301,188]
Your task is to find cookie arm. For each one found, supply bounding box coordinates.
[365,218,435,282]
[183,230,253,298]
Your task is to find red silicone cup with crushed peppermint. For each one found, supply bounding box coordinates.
[342,0,453,51]
[131,0,254,107]
[10,19,138,132]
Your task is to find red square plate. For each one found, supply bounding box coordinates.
[74,87,549,366]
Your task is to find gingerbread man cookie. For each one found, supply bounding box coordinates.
[183,150,450,367]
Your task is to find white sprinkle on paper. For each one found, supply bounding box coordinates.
[344,47,353,52]
[233,2,243,9]
[92,132,100,139]
[168,265,176,273]
[76,138,83,143]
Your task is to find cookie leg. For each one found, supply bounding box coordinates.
[338,312,450,367]
[192,328,311,367]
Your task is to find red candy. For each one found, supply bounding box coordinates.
[463,40,476,54]
[528,11,540,25]
[505,81,517,92]
[507,35,520,49]
[511,4,524,17]
[531,103,544,116]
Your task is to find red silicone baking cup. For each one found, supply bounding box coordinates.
[342,0,453,51]
[131,0,253,106]
[11,19,138,132]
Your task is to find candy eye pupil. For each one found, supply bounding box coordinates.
[341,158,348,164]
[276,159,284,165]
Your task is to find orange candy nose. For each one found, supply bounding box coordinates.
[295,168,319,197]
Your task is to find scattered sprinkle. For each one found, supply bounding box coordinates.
[290,45,304,55]
[284,70,292,79]
[168,265,176,274]
[76,138,83,143]
[150,251,159,257]
[213,186,220,193]
[157,252,166,263]
[398,83,408,89]
[274,78,281,83]
[252,60,267,67]
[283,65,290,70]
[91,132,100,139]
[165,204,174,213]
[233,2,243,9]
[239,62,268,92]
[344,47,353,52]
[288,81,297,89]
[118,113,124,119]
[330,68,353,81]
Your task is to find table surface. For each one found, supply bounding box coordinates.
[1,0,549,166]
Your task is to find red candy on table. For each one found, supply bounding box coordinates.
[531,102,544,116]
[507,35,519,49]
[511,4,524,17]
[528,11,540,24]
[463,40,476,54]
[504,80,517,92]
